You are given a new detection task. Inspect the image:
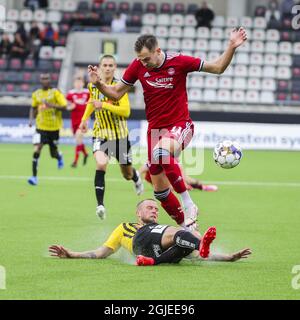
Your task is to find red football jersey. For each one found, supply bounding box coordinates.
[121,52,203,129]
[66,89,90,124]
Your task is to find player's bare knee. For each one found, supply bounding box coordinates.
[165,226,179,238]
[155,138,179,156]
[122,172,132,180]
[34,144,42,153]
[121,165,133,180]
[95,157,108,169]
[96,162,107,171]
[161,227,179,248]
[151,171,170,191]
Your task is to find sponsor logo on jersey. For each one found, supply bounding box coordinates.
[73,94,89,105]
[146,77,174,89]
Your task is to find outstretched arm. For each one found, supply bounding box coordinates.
[207,248,252,262]
[49,245,114,259]
[187,248,252,262]
[92,96,131,118]
[88,65,131,101]
[202,27,247,74]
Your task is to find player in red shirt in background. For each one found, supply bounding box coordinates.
[66,77,90,167]
[87,29,247,231]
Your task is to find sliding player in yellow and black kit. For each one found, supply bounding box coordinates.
[49,199,252,265]
[79,55,144,220]
[28,73,67,186]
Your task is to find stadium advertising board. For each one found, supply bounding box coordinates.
[141,121,300,151]
[2,118,300,150]
[0,118,141,145]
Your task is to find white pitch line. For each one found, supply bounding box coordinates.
[0,175,92,181]
[204,180,300,188]
[0,175,300,188]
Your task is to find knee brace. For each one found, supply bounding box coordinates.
[154,188,171,202]
[152,148,170,162]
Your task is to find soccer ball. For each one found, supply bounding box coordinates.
[213,140,242,169]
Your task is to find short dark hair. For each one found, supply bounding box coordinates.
[40,73,50,80]
[99,54,116,64]
[134,34,158,53]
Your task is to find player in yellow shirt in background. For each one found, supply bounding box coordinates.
[28,73,67,185]
[79,55,144,220]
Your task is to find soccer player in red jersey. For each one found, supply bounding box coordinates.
[66,77,90,167]
[87,29,247,230]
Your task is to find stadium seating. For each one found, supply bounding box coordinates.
[0,58,8,70]
[49,0,63,11]
[132,2,144,14]
[145,2,157,14]
[7,9,19,21]
[19,9,33,22]
[119,2,130,14]
[138,7,300,105]
[1,1,299,106]
[63,0,77,12]
[77,1,90,11]
[160,3,172,14]
[173,3,185,14]
[9,59,22,71]
[1,4,66,96]
[186,4,198,14]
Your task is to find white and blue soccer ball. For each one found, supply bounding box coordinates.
[213,140,242,169]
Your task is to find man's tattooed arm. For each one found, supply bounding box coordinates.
[73,246,114,259]
[49,245,114,259]
[78,251,98,259]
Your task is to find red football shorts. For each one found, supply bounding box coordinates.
[72,121,81,135]
[147,120,194,176]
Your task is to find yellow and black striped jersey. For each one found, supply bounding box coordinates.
[32,88,67,131]
[103,222,141,253]
[84,80,130,140]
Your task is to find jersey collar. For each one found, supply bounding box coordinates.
[155,51,166,70]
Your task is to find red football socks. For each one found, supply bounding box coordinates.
[160,191,185,225]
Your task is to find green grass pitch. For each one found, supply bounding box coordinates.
[0,143,300,300]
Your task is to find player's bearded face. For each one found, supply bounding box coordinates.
[40,77,50,88]
[140,202,159,223]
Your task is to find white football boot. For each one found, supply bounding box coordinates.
[184,204,199,232]
[96,205,106,220]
